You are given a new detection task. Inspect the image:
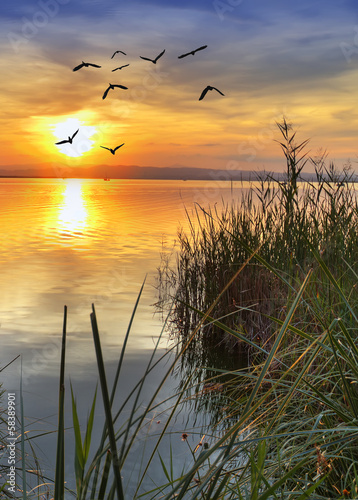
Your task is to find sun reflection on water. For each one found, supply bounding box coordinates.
[58,179,87,235]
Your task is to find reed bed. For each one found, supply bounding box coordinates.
[158,119,358,361]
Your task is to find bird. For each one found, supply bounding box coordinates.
[178,45,208,59]
[100,143,125,155]
[198,86,225,101]
[139,49,165,64]
[72,61,101,71]
[102,83,128,99]
[111,50,127,58]
[55,129,79,145]
[112,64,130,71]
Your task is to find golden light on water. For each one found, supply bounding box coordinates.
[58,180,87,233]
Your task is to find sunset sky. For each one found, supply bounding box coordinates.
[1,0,358,175]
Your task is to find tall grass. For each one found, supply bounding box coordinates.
[158,119,358,363]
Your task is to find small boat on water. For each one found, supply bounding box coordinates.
[104,178,110,181]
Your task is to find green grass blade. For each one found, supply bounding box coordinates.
[110,276,146,405]
[98,450,112,500]
[0,354,20,373]
[89,281,146,499]
[20,356,27,500]
[54,305,67,500]
[70,383,85,497]
[83,385,97,463]
[158,451,171,483]
[90,304,124,500]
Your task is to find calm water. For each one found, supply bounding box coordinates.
[0,178,246,496]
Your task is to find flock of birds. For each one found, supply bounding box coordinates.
[55,44,225,155]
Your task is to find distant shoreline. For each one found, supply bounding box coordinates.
[0,164,356,182]
[0,165,323,182]
[0,175,355,182]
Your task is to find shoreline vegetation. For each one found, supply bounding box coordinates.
[3,119,358,498]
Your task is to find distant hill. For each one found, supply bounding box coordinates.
[0,163,326,182]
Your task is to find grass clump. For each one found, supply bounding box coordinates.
[158,118,358,361]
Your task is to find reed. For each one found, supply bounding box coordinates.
[158,119,358,363]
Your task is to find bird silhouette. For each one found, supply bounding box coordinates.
[55,129,79,145]
[111,50,127,58]
[139,49,165,64]
[199,86,225,101]
[178,45,208,59]
[102,83,128,99]
[112,64,130,71]
[100,143,125,155]
[72,61,101,71]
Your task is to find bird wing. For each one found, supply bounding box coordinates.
[154,49,165,62]
[102,87,110,99]
[112,50,126,58]
[212,87,225,96]
[55,139,69,145]
[198,87,210,100]
[72,63,84,71]
[100,146,110,151]
[194,45,208,53]
[112,65,129,71]
[178,51,190,59]
[88,63,101,68]
[113,143,125,152]
[178,45,207,59]
[140,56,153,62]
[71,129,79,140]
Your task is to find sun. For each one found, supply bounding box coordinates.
[52,117,98,157]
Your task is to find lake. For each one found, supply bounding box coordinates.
[0,177,247,497]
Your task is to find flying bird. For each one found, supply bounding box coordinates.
[102,83,128,99]
[139,49,165,64]
[55,129,79,145]
[100,143,125,155]
[198,86,225,101]
[111,50,127,58]
[112,64,130,71]
[178,45,208,59]
[72,61,101,71]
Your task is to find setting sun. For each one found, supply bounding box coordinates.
[52,118,98,158]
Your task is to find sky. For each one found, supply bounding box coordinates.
[1,0,358,176]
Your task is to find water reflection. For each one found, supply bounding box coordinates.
[58,179,87,235]
[0,178,253,495]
